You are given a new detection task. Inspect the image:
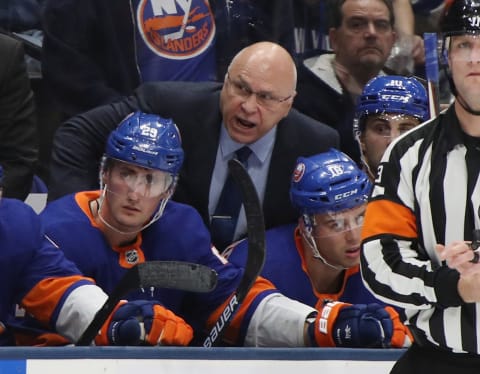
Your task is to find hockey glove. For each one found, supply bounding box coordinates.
[311,301,393,348]
[95,300,193,346]
[384,306,413,348]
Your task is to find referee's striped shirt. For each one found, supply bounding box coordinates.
[360,104,480,354]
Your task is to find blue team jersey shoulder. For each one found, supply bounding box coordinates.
[228,223,315,305]
[40,194,108,259]
[0,198,84,343]
[0,198,42,261]
[142,200,214,263]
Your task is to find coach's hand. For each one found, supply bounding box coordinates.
[95,300,193,346]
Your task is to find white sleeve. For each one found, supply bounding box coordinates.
[244,293,316,347]
[55,284,108,343]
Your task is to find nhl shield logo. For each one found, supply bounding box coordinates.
[125,249,140,265]
[137,0,215,59]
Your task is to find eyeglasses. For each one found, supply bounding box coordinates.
[226,72,293,110]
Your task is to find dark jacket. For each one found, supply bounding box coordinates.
[48,81,339,231]
[293,53,360,164]
[0,33,38,200]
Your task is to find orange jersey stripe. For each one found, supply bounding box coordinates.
[207,276,275,344]
[21,275,95,324]
[362,200,417,240]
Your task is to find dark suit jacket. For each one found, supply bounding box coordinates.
[48,81,339,231]
[0,33,38,200]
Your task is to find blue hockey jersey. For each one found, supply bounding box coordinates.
[40,191,278,345]
[0,198,107,345]
[227,223,382,309]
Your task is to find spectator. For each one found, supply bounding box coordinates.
[41,0,295,119]
[36,111,392,348]
[386,0,423,74]
[354,75,430,180]
[0,32,38,200]
[291,0,329,60]
[47,41,339,252]
[293,0,396,165]
[226,149,412,348]
[213,0,295,78]
[360,0,480,371]
[0,163,192,347]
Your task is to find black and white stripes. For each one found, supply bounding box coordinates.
[361,105,480,354]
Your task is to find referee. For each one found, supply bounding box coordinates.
[360,1,480,372]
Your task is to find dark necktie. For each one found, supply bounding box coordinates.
[211,146,252,252]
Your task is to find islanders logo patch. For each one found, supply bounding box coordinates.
[293,162,306,183]
[137,0,215,59]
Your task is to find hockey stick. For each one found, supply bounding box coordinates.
[424,32,440,118]
[203,158,266,347]
[77,261,217,346]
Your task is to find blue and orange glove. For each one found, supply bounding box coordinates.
[95,300,193,346]
[310,302,393,348]
[384,306,413,348]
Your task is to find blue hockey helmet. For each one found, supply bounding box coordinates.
[105,111,184,175]
[355,75,429,132]
[290,149,372,215]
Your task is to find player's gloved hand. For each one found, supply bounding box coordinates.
[95,300,193,346]
[310,302,393,348]
[384,306,413,348]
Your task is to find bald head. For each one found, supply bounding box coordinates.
[219,42,297,144]
[228,42,297,91]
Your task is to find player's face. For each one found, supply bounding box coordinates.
[330,0,395,72]
[220,62,295,144]
[448,34,480,112]
[312,204,366,268]
[360,113,421,173]
[102,162,171,231]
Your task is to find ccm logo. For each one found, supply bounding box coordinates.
[380,94,409,103]
[335,189,358,200]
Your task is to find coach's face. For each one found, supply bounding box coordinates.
[219,42,297,144]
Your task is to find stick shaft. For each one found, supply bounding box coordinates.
[202,159,266,347]
[424,33,440,118]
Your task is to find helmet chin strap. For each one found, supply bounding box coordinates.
[456,94,480,116]
[301,216,348,271]
[354,131,377,182]
[97,184,172,235]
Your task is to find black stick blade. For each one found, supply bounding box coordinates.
[77,261,217,346]
[136,261,218,293]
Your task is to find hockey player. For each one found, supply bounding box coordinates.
[354,75,430,180]
[36,111,395,347]
[0,165,192,346]
[226,149,412,348]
